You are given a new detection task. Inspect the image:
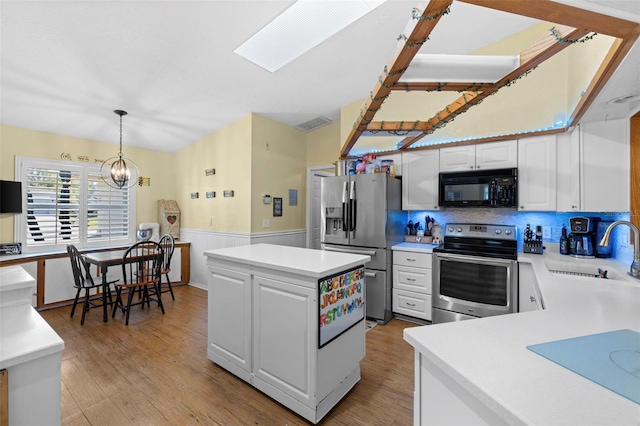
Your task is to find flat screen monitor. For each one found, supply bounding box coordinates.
[0,180,23,213]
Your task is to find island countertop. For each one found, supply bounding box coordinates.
[203,243,371,279]
[404,250,640,425]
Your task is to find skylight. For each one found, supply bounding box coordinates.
[234,0,387,72]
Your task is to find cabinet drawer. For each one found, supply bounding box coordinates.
[393,251,432,268]
[393,289,431,321]
[393,265,431,294]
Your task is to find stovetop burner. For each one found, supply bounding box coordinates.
[433,223,518,260]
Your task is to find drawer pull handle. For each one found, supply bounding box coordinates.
[406,278,416,282]
[406,302,416,307]
[406,258,416,262]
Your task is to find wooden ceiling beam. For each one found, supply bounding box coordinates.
[568,31,640,128]
[339,0,453,158]
[390,82,493,91]
[457,0,638,39]
[364,121,435,133]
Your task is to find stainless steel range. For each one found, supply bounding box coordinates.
[432,223,518,323]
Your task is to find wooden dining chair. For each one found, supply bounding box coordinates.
[158,233,175,300]
[112,240,165,325]
[67,244,117,325]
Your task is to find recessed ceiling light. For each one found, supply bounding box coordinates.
[234,0,387,73]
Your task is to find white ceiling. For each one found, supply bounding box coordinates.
[1,0,639,154]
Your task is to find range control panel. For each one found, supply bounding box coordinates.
[444,223,517,240]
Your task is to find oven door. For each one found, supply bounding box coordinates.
[432,252,518,319]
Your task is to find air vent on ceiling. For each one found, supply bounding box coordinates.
[295,116,332,132]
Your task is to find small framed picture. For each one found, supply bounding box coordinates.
[273,197,282,217]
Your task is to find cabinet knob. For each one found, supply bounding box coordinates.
[470,165,474,169]
[530,295,536,302]
[476,165,480,168]
[520,205,524,209]
[572,205,577,209]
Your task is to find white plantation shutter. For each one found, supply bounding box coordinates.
[17,157,136,252]
[86,171,131,243]
[25,166,81,248]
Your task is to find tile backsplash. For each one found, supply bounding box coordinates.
[406,208,634,264]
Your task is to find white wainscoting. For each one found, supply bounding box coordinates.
[180,229,307,290]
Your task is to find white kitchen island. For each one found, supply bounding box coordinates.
[404,251,640,425]
[203,243,370,423]
[0,265,64,425]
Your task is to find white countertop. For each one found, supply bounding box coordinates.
[404,249,640,425]
[0,266,64,370]
[391,242,438,253]
[204,243,371,279]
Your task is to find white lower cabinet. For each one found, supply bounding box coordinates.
[206,250,365,424]
[518,262,542,311]
[252,275,315,406]
[208,266,252,378]
[392,250,432,321]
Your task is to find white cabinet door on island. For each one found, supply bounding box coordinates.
[208,266,252,379]
[205,244,370,424]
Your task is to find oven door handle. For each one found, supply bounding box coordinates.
[434,252,516,266]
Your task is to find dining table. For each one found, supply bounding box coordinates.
[84,250,127,322]
[85,248,164,322]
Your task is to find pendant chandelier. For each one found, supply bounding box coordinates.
[101,110,139,189]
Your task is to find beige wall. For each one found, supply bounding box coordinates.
[306,120,341,167]
[174,114,252,233]
[0,124,175,244]
[566,34,615,116]
[251,114,307,233]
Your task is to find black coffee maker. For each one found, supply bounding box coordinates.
[569,216,599,258]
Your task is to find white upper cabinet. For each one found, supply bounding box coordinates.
[518,135,557,211]
[556,130,581,212]
[440,140,517,172]
[402,150,440,211]
[556,120,629,212]
[580,119,629,212]
[439,145,475,171]
[475,140,518,170]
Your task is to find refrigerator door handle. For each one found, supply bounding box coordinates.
[365,271,376,278]
[350,180,356,237]
[342,181,348,238]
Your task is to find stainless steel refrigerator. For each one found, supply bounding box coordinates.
[320,173,403,324]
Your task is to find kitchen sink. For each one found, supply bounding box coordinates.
[544,261,624,280]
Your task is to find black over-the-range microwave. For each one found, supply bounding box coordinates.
[438,167,517,207]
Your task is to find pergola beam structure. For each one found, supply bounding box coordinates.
[397,25,590,149]
[339,0,453,158]
[340,0,640,159]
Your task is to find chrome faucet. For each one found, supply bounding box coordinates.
[598,220,640,280]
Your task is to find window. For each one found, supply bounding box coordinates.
[16,157,136,252]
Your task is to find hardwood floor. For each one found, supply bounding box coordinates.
[39,285,421,425]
